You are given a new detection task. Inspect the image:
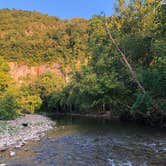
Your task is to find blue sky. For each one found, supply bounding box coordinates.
[0,0,114,19]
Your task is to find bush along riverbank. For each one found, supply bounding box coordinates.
[0,114,55,151]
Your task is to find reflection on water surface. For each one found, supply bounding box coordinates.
[0,116,166,166]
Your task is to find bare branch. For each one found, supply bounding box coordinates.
[104,22,146,94]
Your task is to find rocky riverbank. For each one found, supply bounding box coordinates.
[0,114,55,151]
[1,117,166,166]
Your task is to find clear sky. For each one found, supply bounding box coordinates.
[0,0,115,19]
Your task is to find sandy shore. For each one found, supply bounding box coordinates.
[0,114,55,151]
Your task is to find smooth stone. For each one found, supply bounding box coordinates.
[10,151,16,157]
[0,164,7,166]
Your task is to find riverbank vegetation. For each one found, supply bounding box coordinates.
[0,0,165,127]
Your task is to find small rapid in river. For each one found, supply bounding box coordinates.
[0,116,166,166]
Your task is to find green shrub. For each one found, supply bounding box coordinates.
[0,94,19,120]
[19,94,42,114]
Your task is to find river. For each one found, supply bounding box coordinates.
[0,116,166,166]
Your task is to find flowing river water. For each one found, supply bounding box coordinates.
[0,116,166,166]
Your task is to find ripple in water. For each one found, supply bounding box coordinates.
[0,117,166,166]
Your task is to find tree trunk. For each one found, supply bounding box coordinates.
[104,23,146,94]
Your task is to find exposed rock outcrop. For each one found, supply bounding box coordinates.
[8,62,66,84]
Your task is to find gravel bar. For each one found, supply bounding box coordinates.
[0,114,55,151]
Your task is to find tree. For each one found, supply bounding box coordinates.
[0,57,10,96]
[0,94,19,120]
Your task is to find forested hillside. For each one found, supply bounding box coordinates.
[0,9,89,65]
[0,0,165,127]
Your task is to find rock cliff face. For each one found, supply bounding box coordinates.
[8,62,65,83]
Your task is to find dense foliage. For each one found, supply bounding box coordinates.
[0,0,165,126]
[48,0,166,126]
[0,58,19,119]
[0,9,89,66]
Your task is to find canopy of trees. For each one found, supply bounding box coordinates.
[48,0,166,127]
[0,9,89,66]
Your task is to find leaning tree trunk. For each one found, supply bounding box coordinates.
[104,22,146,94]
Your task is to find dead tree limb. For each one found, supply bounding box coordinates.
[104,22,146,94]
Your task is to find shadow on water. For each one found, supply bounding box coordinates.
[53,114,166,137]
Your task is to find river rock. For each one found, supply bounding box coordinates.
[10,151,15,157]
[0,164,7,166]
[0,115,55,151]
